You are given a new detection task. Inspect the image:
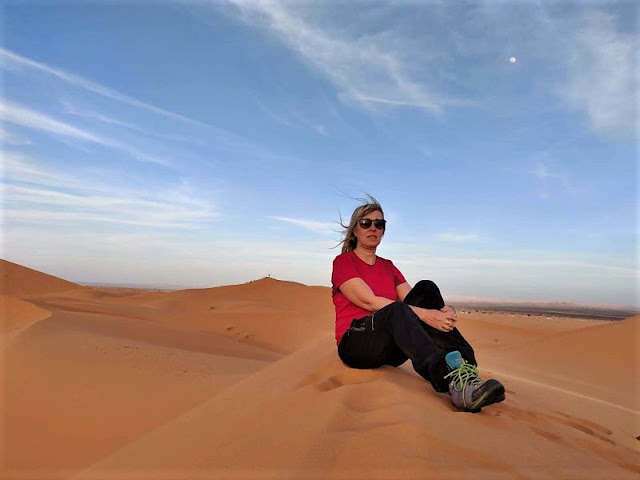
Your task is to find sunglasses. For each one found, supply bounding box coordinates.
[358,218,386,230]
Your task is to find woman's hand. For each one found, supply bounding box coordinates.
[422,306,457,332]
[441,305,457,318]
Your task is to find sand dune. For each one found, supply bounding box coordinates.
[71,333,639,480]
[0,259,80,297]
[147,278,335,354]
[1,260,638,479]
[0,295,51,335]
[481,315,639,411]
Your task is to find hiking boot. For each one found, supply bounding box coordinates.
[444,351,505,413]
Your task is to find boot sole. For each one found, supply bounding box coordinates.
[467,380,506,413]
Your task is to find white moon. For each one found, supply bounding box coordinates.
[509,57,517,63]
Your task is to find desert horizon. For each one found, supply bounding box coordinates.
[1,258,638,479]
[6,258,638,318]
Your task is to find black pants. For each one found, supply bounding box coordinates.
[337,280,476,392]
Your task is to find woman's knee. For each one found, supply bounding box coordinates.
[414,279,439,291]
[405,280,445,310]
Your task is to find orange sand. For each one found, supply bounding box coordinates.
[1,259,638,479]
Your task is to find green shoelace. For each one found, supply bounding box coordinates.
[444,360,483,397]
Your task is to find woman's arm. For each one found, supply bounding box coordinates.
[395,282,411,301]
[341,278,458,332]
[339,277,395,312]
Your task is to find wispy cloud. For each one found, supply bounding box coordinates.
[407,255,636,276]
[5,228,334,263]
[2,151,82,189]
[312,124,328,136]
[528,162,579,197]
[384,240,637,273]
[0,47,209,128]
[60,99,205,146]
[60,100,153,133]
[436,233,479,242]
[2,49,297,163]
[255,99,296,128]
[254,98,329,136]
[3,153,215,228]
[352,94,471,109]
[3,183,214,229]
[563,12,638,136]
[0,100,172,166]
[1,99,117,146]
[229,0,463,114]
[268,216,336,234]
[0,126,32,146]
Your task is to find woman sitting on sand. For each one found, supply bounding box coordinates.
[332,196,505,412]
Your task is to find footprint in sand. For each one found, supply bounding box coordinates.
[317,375,344,392]
[302,368,383,393]
[548,413,615,446]
[503,404,617,447]
[530,426,562,441]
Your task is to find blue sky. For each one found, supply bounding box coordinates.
[1,1,637,307]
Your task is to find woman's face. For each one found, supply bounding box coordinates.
[354,210,385,250]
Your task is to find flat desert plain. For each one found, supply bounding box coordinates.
[1,259,638,479]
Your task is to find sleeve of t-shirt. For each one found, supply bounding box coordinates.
[332,253,360,289]
[390,260,407,286]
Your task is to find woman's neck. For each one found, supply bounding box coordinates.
[354,246,376,265]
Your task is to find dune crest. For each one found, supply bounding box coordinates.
[0,259,81,297]
[1,294,51,330]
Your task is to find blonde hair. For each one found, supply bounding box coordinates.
[338,195,384,253]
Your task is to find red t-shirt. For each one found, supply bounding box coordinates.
[331,250,407,345]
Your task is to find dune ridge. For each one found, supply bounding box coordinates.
[1,295,52,335]
[1,260,638,479]
[0,259,80,296]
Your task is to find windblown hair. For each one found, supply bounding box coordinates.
[338,194,384,253]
